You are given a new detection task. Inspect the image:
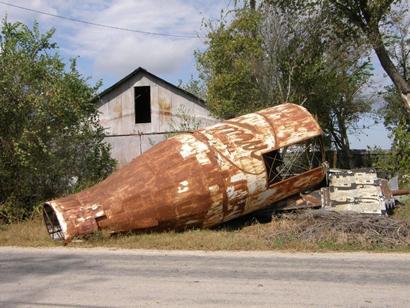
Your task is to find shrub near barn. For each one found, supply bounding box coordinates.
[0,19,116,222]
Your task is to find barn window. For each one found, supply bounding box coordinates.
[134,86,151,123]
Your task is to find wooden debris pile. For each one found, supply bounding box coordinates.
[267,209,410,248]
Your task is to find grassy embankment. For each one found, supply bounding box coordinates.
[1,199,409,252]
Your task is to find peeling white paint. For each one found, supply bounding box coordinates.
[95,210,105,218]
[231,173,246,183]
[196,152,211,165]
[91,204,101,211]
[178,180,189,193]
[226,186,247,201]
[195,141,208,152]
[179,136,209,160]
[226,186,235,199]
[246,173,264,194]
[180,143,195,159]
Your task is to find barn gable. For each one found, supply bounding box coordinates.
[96,67,218,166]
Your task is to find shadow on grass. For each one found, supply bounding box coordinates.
[215,210,275,231]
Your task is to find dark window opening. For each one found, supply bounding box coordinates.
[134,86,151,123]
[43,203,64,241]
[263,137,323,186]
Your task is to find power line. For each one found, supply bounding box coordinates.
[0,1,199,39]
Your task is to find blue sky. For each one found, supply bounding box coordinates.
[1,0,394,149]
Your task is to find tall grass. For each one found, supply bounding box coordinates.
[1,204,409,252]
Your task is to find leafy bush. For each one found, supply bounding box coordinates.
[375,85,410,186]
[0,19,116,222]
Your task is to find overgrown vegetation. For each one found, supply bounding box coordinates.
[167,105,203,137]
[196,1,374,168]
[197,0,409,173]
[179,74,207,101]
[196,8,265,119]
[269,0,410,114]
[374,5,410,185]
[0,19,116,223]
[266,209,409,249]
[1,205,409,251]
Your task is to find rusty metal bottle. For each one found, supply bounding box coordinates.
[43,103,327,241]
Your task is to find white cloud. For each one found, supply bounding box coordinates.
[70,0,203,77]
[1,0,226,79]
[92,35,198,76]
[1,0,57,22]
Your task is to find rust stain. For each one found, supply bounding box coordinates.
[113,99,122,118]
[391,189,410,196]
[43,103,327,242]
[158,98,172,122]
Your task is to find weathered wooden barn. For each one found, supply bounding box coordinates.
[97,67,218,166]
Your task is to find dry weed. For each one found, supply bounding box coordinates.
[248,209,410,249]
[1,208,409,251]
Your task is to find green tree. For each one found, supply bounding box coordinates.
[378,4,409,127]
[262,3,373,166]
[196,8,265,119]
[197,3,372,166]
[0,19,116,222]
[178,74,207,101]
[268,0,410,114]
[376,6,410,184]
[265,0,409,176]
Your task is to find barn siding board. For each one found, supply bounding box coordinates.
[97,68,218,166]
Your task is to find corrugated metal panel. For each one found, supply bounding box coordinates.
[322,169,396,214]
